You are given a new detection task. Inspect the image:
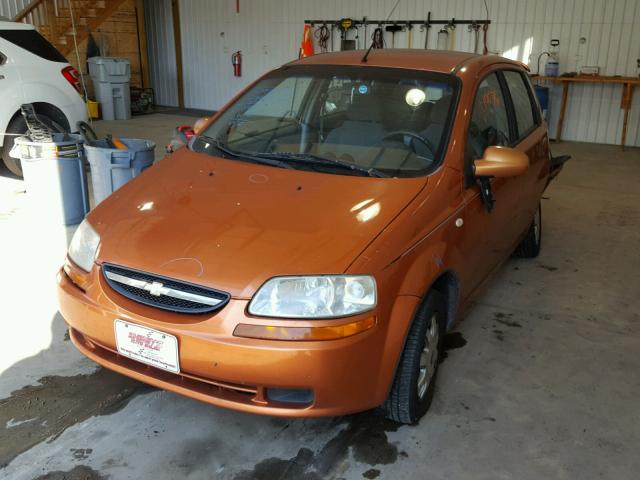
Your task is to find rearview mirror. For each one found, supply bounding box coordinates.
[474,146,529,178]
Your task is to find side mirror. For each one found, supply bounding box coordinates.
[474,146,529,178]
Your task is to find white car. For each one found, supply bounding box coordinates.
[0,20,87,176]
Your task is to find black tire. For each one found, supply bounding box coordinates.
[382,291,445,424]
[514,202,542,258]
[1,114,66,177]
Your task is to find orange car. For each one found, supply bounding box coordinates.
[58,50,562,424]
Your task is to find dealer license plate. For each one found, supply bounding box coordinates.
[114,320,180,374]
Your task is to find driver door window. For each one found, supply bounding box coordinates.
[467,73,511,161]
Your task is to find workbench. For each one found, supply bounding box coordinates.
[531,75,640,150]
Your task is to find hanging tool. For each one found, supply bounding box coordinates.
[385,23,402,48]
[330,23,335,51]
[482,0,490,54]
[361,0,401,62]
[362,17,367,50]
[468,22,481,54]
[340,18,353,38]
[422,11,432,49]
[339,18,356,50]
[371,25,384,49]
[315,23,330,53]
[447,20,456,50]
[436,28,448,50]
[406,22,413,48]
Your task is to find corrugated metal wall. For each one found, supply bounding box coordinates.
[0,0,31,19]
[156,0,639,146]
[144,0,179,107]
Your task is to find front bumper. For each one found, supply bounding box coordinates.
[57,265,394,417]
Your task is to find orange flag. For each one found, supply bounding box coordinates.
[299,24,314,58]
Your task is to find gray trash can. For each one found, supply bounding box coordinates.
[88,57,131,120]
[10,133,89,225]
[84,138,156,205]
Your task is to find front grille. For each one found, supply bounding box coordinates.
[102,263,230,314]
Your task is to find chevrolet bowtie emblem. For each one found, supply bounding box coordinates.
[144,281,168,297]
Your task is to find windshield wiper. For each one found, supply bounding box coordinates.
[254,152,389,178]
[197,136,294,170]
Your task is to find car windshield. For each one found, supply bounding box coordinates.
[196,65,459,177]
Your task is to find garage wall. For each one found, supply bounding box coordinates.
[150,0,640,146]
[144,0,179,107]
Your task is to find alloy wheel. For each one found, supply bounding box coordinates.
[417,314,439,399]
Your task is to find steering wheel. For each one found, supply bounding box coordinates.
[382,130,436,158]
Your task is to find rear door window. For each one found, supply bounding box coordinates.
[0,29,67,63]
[503,71,537,139]
[467,72,511,160]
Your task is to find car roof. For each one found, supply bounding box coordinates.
[0,20,35,31]
[288,49,523,76]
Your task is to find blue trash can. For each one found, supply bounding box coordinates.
[84,138,155,206]
[10,133,89,225]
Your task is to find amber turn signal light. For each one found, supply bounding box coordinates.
[63,258,89,290]
[233,316,376,341]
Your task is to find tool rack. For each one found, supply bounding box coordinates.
[304,14,491,29]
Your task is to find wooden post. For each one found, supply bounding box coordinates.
[555,81,569,142]
[620,83,634,151]
[44,0,58,43]
[171,0,184,108]
[135,0,150,89]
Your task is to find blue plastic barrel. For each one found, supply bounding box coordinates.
[11,133,89,225]
[84,138,155,206]
[535,86,550,120]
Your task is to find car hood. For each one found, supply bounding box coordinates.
[91,149,427,298]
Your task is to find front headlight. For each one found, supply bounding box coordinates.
[67,219,101,272]
[248,275,376,318]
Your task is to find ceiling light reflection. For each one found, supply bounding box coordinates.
[356,202,381,223]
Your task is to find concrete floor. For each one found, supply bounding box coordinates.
[1,115,639,479]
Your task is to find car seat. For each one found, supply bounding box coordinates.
[324,91,386,146]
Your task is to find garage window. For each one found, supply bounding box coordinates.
[503,71,537,139]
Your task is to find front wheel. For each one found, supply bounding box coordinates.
[382,291,445,424]
[514,202,542,258]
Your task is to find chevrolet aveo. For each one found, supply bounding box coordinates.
[58,50,562,424]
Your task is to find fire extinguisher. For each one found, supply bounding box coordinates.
[232,50,242,77]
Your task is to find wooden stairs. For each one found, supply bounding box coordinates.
[13,0,128,55]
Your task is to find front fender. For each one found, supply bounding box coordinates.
[371,294,422,404]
